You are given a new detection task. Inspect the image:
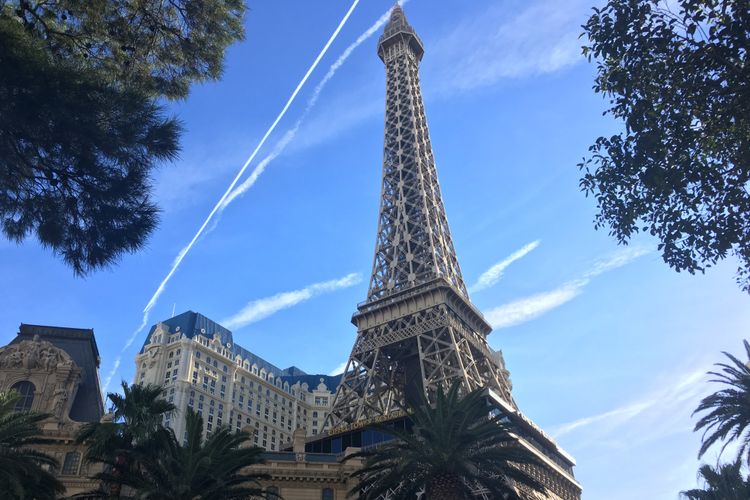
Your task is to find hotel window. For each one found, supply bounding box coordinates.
[61,451,81,476]
[322,488,334,500]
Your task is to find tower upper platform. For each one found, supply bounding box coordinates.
[377,5,424,62]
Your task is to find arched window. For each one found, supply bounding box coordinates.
[61,451,81,475]
[322,487,334,500]
[11,381,35,412]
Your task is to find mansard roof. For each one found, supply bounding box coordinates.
[142,311,338,388]
[14,324,104,422]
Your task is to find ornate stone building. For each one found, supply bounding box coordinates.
[252,429,363,500]
[135,310,340,450]
[0,324,104,497]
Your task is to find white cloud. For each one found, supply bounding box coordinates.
[470,240,541,293]
[584,246,652,279]
[222,273,362,331]
[485,279,584,329]
[550,369,708,444]
[424,0,588,95]
[485,247,649,329]
[292,0,592,155]
[329,360,349,376]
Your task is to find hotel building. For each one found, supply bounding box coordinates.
[134,310,340,451]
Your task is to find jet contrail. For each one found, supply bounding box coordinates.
[103,0,362,393]
[218,0,409,211]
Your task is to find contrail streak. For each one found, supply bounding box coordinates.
[218,0,409,211]
[103,0,362,393]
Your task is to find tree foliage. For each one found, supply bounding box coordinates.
[347,383,545,500]
[693,339,750,465]
[78,382,270,499]
[0,0,245,274]
[8,0,245,100]
[77,382,270,499]
[93,409,270,499]
[680,458,750,500]
[580,0,750,291]
[0,390,65,500]
[77,381,176,496]
[0,19,180,274]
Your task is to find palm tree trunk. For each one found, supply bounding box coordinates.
[426,474,469,500]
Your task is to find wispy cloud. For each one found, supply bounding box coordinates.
[103,0,362,393]
[551,369,708,444]
[470,240,540,293]
[425,0,588,95]
[485,280,585,329]
[222,273,362,331]
[292,0,591,156]
[329,360,349,376]
[485,247,649,329]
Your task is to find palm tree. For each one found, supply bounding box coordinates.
[693,340,750,464]
[0,390,65,499]
[95,409,272,499]
[347,383,546,500]
[77,381,176,496]
[680,458,750,499]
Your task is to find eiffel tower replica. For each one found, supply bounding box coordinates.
[325,6,581,499]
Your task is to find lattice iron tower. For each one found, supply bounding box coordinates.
[327,6,515,427]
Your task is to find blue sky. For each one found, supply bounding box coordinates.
[2,1,749,498]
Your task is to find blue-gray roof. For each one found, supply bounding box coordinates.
[14,324,104,423]
[142,311,338,386]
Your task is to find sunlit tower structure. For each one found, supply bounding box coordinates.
[324,6,581,499]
